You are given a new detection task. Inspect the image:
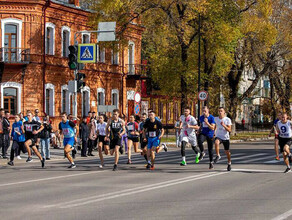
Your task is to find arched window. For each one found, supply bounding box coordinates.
[82,86,90,116]
[0,82,21,115]
[61,26,70,57]
[61,85,69,114]
[128,41,135,74]
[97,88,105,106]
[111,89,119,107]
[82,32,90,43]
[46,23,55,55]
[45,83,55,116]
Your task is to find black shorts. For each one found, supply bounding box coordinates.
[98,135,109,146]
[110,137,121,149]
[128,136,139,143]
[12,141,26,153]
[25,137,37,147]
[215,137,230,151]
[278,137,292,152]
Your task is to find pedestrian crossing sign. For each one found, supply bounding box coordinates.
[78,44,96,63]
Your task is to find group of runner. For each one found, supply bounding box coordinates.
[4,105,292,173]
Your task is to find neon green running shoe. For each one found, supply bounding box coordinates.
[195,153,200,164]
[180,160,187,166]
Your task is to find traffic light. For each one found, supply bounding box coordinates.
[68,45,78,70]
[77,73,86,92]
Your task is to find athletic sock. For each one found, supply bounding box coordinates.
[287,165,291,169]
[182,156,186,161]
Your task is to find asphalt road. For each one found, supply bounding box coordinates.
[0,140,291,220]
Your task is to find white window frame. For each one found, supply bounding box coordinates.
[111,48,119,65]
[82,32,91,43]
[61,84,70,114]
[97,45,105,63]
[45,83,55,116]
[45,22,55,55]
[97,88,105,106]
[128,41,135,74]
[61,26,71,57]
[81,86,90,116]
[0,82,22,114]
[1,18,23,62]
[111,89,119,107]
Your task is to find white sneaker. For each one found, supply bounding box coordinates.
[99,164,104,168]
[16,156,22,160]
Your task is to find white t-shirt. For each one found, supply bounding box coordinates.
[277,120,292,138]
[97,122,107,136]
[180,115,197,137]
[215,117,232,140]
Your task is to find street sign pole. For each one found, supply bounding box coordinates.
[197,13,201,119]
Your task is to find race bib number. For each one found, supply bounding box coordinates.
[26,125,32,132]
[127,125,134,131]
[149,131,156,137]
[14,127,20,132]
[63,128,70,136]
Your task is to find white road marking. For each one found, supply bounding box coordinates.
[264,158,283,164]
[271,208,292,220]
[231,168,283,173]
[0,170,104,187]
[44,172,227,209]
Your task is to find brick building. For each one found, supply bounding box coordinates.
[0,0,144,127]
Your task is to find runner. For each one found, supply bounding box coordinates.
[276,112,292,173]
[105,109,126,171]
[179,107,200,166]
[269,112,282,161]
[139,113,148,163]
[143,111,164,170]
[7,114,26,166]
[214,107,232,171]
[59,112,78,168]
[23,112,45,168]
[126,115,141,164]
[197,106,216,169]
[96,114,109,168]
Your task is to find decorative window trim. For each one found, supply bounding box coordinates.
[97,88,105,105]
[61,26,71,57]
[45,83,55,116]
[82,31,91,43]
[1,18,23,49]
[0,82,21,114]
[81,86,90,116]
[111,89,119,107]
[45,22,55,55]
[61,84,70,114]
[128,41,135,74]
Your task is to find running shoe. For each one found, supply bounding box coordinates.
[180,160,187,166]
[214,155,221,164]
[274,156,280,161]
[7,161,14,166]
[199,152,205,161]
[127,159,132,164]
[195,153,200,164]
[162,144,168,152]
[99,164,104,169]
[150,165,155,170]
[146,163,151,169]
[68,163,76,169]
[113,164,118,171]
[119,147,124,155]
[227,164,231,171]
[284,167,291,173]
[16,156,22,160]
[26,157,33,162]
[41,158,45,168]
[209,162,214,170]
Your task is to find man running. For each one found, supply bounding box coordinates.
[214,107,232,171]
[59,112,78,168]
[127,115,141,164]
[179,107,200,166]
[139,113,148,163]
[197,106,216,169]
[143,111,164,170]
[276,112,292,173]
[105,109,126,171]
[23,112,45,167]
[269,112,282,161]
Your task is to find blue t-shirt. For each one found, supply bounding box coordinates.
[11,121,25,142]
[200,115,215,138]
[59,120,75,139]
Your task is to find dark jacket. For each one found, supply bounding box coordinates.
[79,122,89,141]
[3,117,10,135]
[39,122,52,139]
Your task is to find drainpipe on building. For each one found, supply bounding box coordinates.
[42,0,50,115]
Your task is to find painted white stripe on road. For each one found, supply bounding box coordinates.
[231,168,283,173]
[45,172,227,209]
[271,208,292,220]
[0,170,104,187]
